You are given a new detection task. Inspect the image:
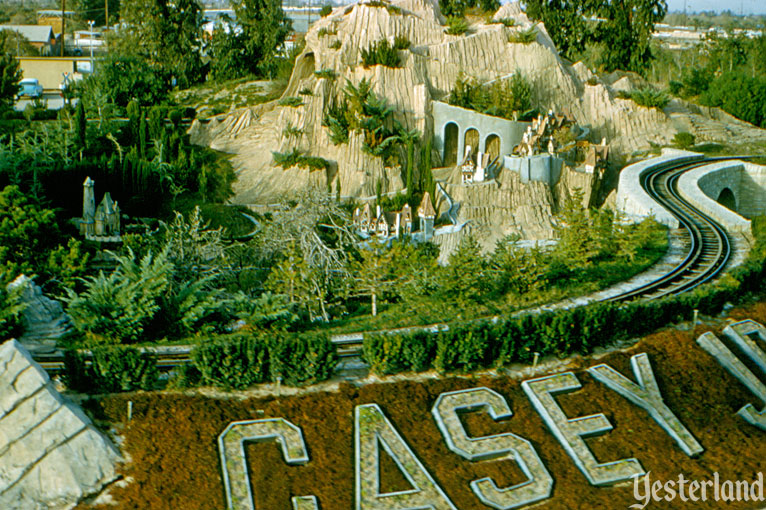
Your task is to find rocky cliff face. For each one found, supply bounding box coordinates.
[190,0,766,206]
[0,340,120,509]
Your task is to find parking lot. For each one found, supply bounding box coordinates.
[14,91,68,112]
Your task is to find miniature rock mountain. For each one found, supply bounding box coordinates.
[0,340,120,509]
[190,0,766,206]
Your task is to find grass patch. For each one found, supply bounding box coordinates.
[278,96,303,107]
[445,16,469,35]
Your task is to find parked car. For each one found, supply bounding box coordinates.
[17,78,43,99]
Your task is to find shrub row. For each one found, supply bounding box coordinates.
[63,331,338,392]
[183,331,338,389]
[363,217,766,375]
[63,346,159,393]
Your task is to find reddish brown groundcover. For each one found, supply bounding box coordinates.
[81,305,766,510]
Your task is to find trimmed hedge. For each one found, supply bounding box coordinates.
[187,331,337,389]
[363,217,766,376]
[63,346,159,393]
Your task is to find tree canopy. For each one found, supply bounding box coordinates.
[207,0,292,81]
[110,0,205,88]
[525,0,667,73]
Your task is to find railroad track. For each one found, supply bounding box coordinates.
[606,156,746,302]
[31,156,758,371]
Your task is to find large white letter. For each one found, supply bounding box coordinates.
[355,403,456,510]
[588,353,703,457]
[696,320,766,430]
[218,418,318,510]
[432,387,553,509]
[522,372,644,486]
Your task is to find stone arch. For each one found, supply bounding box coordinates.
[463,128,479,161]
[717,187,737,211]
[484,133,501,160]
[443,122,459,166]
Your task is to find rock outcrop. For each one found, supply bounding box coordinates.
[7,275,71,348]
[0,340,120,509]
[190,0,766,206]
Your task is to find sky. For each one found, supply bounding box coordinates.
[666,0,766,15]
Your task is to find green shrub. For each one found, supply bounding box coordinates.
[269,333,337,386]
[672,132,696,150]
[322,99,350,145]
[434,324,491,373]
[0,275,25,341]
[191,333,270,389]
[317,27,337,37]
[445,16,469,36]
[282,122,304,139]
[314,68,337,79]
[298,87,314,95]
[360,39,402,68]
[320,4,332,16]
[272,148,331,171]
[329,40,342,49]
[362,331,436,374]
[278,96,303,107]
[63,346,159,393]
[508,26,537,44]
[495,17,515,27]
[393,35,411,50]
[364,0,401,14]
[618,87,670,109]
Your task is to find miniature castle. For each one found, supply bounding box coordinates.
[353,193,435,241]
[80,177,121,241]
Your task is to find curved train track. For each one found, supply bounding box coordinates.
[606,156,738,302]
[33,156,758,371]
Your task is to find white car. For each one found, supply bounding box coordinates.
[17,78,43,99]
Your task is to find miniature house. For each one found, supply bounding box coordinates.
[418,192,436,242]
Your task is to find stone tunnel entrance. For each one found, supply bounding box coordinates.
[485,134,500,160]
[717,187,737,211]
[443,122,458,166]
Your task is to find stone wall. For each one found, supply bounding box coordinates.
[0,340,120,509]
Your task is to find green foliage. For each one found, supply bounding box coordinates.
[525,0,666,73]
[701,72,766,128]
[282,122,304,139]
[493,17,515,27]
[188,331,336,388]
[364,0,401,14]
[322,98,350,144]
[0,185,69,282]
[445,16,469,36]
[0,273,25,340]
[314,68,337,80]
[329,40,342,50]
[0,49,21,109]
[109,0,205,88]
[317,27,337,37]
[448,71,532,120]
[360,39,402,68]
[269,333,337,386]
[618,87,670,109]
[319,4,332,16]
[191,333,270,389]
[362,331,436,374]
[434,324,491,373]
[278,96,303,107]
[65,244,230,344]
[672,132,696,150]
[393,35,411,50]
[508,26,537,44]
[272,148,331,171]
[298,87,314,95]
[440,235,490,303]
[63,346,158,393]
[81,55,169,108]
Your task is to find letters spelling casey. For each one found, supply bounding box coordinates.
[218,320,766,510]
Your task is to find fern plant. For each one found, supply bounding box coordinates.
[508,26,537,44]
[360,39,401,68]
[445,17,469,35]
